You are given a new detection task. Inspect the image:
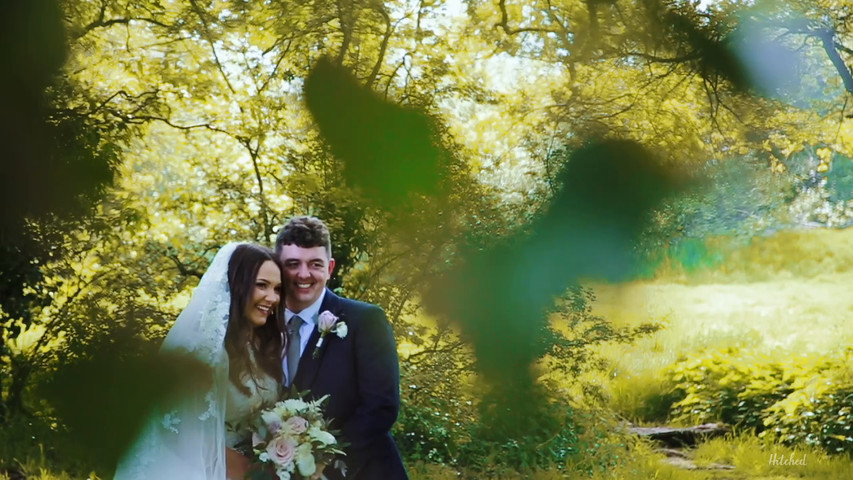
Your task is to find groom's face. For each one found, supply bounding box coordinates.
[279,244,335,312]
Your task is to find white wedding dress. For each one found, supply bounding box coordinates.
[225,366,281,448]
[114,243,281,480]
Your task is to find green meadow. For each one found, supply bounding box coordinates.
[581,227,853,479]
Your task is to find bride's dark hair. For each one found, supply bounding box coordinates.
[225,243,285,393]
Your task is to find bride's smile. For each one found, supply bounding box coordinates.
[246,260,282,327]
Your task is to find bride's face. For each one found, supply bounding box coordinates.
[245,260,282,327]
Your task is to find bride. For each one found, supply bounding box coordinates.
[114,242,285,480]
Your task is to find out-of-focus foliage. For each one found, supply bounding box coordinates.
[391,285,660,475]
[0,0,125,423]
[7,0,853,477]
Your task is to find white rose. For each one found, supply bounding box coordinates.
[334,322,348,338]
[262,411,283,433]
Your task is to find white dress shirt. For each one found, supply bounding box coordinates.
[283,289,327,386]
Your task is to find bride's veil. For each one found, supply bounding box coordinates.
[114,242,242,480]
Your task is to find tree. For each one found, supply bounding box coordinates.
[10,1,853,474]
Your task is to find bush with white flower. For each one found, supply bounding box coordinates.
[250,395,345,480]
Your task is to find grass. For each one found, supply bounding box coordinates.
[690,434,853,479]
[589,228,853,426]
[569,227,853,478]
[406,434,853,479]
[0,454,101,480]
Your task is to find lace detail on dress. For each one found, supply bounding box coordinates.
[161,411,181,433]
[196,296,229,365]
[114,243,241,480]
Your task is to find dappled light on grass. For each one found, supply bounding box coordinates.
[587,227,853,475]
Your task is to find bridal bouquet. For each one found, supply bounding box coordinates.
[250,395,346,480]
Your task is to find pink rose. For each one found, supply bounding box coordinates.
[285,416,309,434]
[317,311,338,332]
[266,435,297,467]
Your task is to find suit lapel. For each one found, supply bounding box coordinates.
[294,289,339,390]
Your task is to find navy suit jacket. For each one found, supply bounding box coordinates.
[292,289,408,480]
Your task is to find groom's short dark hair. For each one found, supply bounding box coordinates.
[275,215,332,258]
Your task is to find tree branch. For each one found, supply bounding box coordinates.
[76,16,171,40]
[165,252,205,279]
[495,0,558,35]
[624,51,702,63]
[366,5,394,88]
[188,0,239,97]
[335,0,355,65]
[816,29,853,95]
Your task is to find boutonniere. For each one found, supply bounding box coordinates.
[312,310,348,359]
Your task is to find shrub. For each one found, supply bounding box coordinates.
[394,397,468,465]
[457,400,579,476]
[667,347,791,432]
[666,347,853,455]
[761,350,853,453]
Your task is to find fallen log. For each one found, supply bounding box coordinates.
[627,423,730,447]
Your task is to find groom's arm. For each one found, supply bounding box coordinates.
[340,304,401,451]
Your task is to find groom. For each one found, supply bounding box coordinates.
[275,215,408,480]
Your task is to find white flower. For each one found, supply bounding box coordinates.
[295,443,316,476]
[334,322,348,338]
[308,426,337,446]
[279,399,304,413]
[251,394,343,477]
[262,410,283,430]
